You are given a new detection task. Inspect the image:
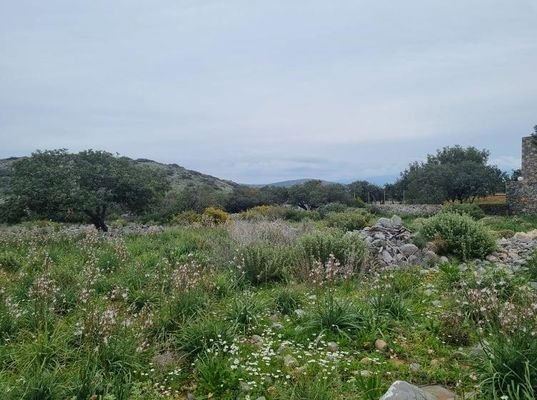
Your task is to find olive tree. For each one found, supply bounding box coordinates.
[8,149,169,231]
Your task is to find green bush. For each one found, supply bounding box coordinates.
[238,242,293,285]
[419,213,495,260]
[441,203,485,220]
[307,294,365,335]
[324,210,372,231]
[317,202,347,217]
[297,230,367,272]
[202,207,229,225]
[172,210,202,225]
[525,250,537,281]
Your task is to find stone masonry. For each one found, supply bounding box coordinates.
[507,136,537,215]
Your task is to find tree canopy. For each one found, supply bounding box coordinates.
[394,146,506,204]
[6,149,169,231]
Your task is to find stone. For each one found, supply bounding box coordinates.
[377,217,395,228]
[359,357,372,365]
[250,335,263,347]
[409,362,421,372]
[375,339,388,351]
[439,256,449,265]
[380,381,456,400]
[380,381,435,400]
[327,342,338,352]
[400,243,420,257]
[430,359,440,367]
[381,250,394,264]
[391,215,403,228]
[423,250,439,265]
[283,354,298,368]
[360,370,372,377]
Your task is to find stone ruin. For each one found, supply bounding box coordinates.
[507,136,537,215]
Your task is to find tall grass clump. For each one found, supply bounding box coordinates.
[297,230,368,275]
[237,241,293,285]
[419,212,495,260]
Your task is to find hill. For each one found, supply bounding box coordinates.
[251,178,337,188]
[0,156,238,200]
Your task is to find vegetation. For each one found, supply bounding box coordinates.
[0,215,534,399]
[394,146,506,204]
[419,212,496,260]
[3,150,169,231]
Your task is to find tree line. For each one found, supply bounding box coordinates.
[0,141,522,230]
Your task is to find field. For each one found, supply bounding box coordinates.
[0,209,536,399]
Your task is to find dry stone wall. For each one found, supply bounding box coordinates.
[508,136,537,215]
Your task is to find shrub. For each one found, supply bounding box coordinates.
[419,212,495,260]
[317,202,347,217]
[237,242,293,285]
[324,210,372,232]
[240,205,285,221]
[202,207,229,225]
[172,210,202,225]
[437,312,472,346]
[297,230,368,273]
[441,203,485,220]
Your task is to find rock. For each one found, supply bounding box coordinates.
[360,370,372,377]
[430,359,440,367]
[439,256,449,265]
[359,357,372,365]
[381,250,394,264]
[327,342,338,352]
[240,381,252,392]
[283,354,298,368]
[294,308,305,317]
[400,243,419,257]
[409,362,421,372]
[391,215,403,228]
[250,335,263,347]
[272,322,283,329]
[380,381,456,400]
[423,250,439,265]
[377,218,394,228]
[375,339,388,351]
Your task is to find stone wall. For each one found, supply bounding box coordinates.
[521,136,537,183]
[507,136,537,215]
[507,182,537,215]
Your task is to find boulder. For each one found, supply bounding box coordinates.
[380,381,456,400]
[400,243,419,257]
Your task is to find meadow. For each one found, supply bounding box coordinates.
[0,206,536,399]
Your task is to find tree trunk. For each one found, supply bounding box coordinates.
[85,205,108,232]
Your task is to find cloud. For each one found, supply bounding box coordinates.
[0,0,536,183]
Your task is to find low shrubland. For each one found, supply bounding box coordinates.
[0,212,535,399]
[419,212,496,260]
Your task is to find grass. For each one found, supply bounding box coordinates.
[0,215,535,399]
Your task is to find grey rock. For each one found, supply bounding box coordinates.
[400,243,420,257]
[380,381,435,400]
[377,218,394,228]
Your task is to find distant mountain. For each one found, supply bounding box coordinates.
[250,179,338,188]
[0,156,239,200]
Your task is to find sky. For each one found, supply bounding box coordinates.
[1,0,536,184]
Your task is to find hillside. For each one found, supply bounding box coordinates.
[251,178,337,188]
[0,156,238,199]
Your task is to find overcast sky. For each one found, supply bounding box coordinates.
[1,1,536,184]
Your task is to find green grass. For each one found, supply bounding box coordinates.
[0,219,535,399]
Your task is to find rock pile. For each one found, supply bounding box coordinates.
[380,381,456,400]
[474,230,537,273]
[359,215,444,268]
